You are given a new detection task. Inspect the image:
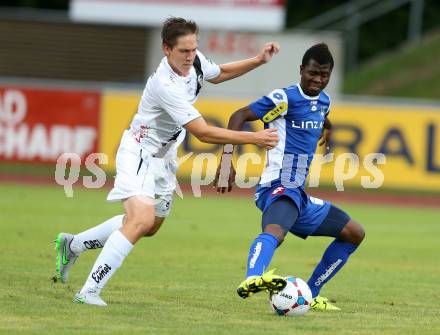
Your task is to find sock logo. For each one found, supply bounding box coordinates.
[249,242,262,269]
[92,263,112,284]
[84,239,103,250]
[314,259,342,286]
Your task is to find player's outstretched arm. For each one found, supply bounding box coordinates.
[208,42,280,84]
[214,106,260,193]
[184,117,277,148]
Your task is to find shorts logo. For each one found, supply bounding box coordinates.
[309,196,324,205]
[262,102,287,123]
[271,186,285,196]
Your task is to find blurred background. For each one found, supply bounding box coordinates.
[0,0,439,199]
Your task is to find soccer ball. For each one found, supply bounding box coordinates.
[270,276,312,316]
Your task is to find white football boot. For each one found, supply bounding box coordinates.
[73,288,107,307]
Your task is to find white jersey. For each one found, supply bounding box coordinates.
[129,50,220,159]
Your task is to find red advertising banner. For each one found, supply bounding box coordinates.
[0,86,100,163]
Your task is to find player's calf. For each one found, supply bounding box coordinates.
[121,196,156,243]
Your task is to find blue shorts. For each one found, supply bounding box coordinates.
[255,184,346,239]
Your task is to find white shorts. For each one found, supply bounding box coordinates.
[107,131,177,217]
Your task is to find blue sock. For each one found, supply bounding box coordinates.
[307,239,358,297]
[245,233,278,278]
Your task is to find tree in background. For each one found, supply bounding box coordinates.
[286,0,440,66]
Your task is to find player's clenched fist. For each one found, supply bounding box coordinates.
[257,42,281,64]
[254,128,278,149]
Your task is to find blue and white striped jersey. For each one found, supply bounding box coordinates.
[249,83,331,189]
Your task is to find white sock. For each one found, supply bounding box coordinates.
[70,215,124,254]
[81,230,133,294]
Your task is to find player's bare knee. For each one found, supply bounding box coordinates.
[353,221,365,245]
[342,220,365,245]
[264,224,287,245]
[125,212,154,236]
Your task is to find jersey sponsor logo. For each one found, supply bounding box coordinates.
[292,120,324,129]
[92,263,112,284]
[262,102,287,123]
[271,186,285,196]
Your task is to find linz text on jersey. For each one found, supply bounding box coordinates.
[291,120,324,129]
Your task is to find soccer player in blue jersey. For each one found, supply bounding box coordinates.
[214,43,365,310]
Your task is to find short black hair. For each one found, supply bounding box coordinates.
[302,43,334,69]
[161,17,199,49]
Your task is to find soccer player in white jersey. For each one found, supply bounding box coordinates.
[55,17,280,306]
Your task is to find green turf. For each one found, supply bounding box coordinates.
[0,183,439,335]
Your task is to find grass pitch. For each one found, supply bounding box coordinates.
[0,183,439,335]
